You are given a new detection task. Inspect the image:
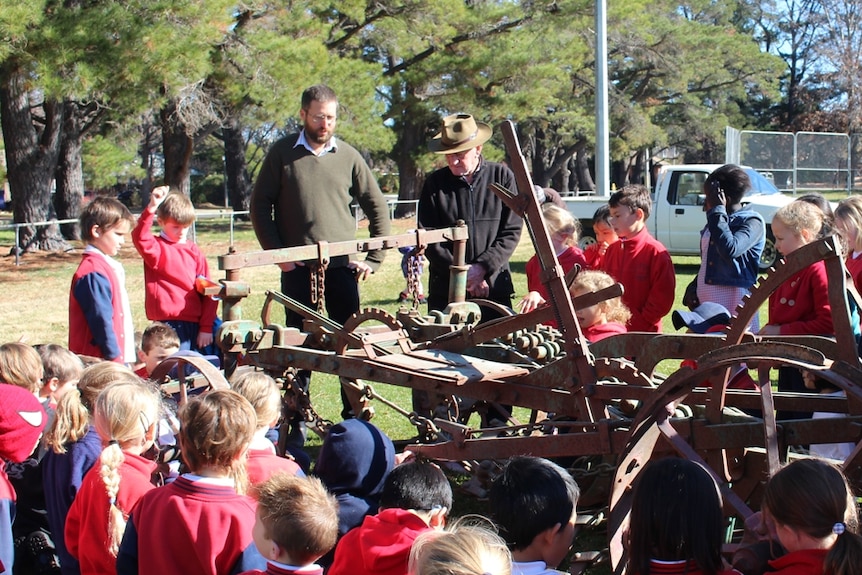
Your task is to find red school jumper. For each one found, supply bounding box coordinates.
[601,227,675,332]
[131,209,217,332]
[767,261,833,336]
[525,246,588,328]
[65,452,157,575]
[116,475,263,574]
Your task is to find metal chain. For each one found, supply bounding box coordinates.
[310,263,327,314]
[407,252,422,308]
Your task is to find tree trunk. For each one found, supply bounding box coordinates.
[223,117,251,212]
[395,119,424,218]
[0,62,68,253]
[160,101,193,195]
[138,115,160,208]
[575,143,595,193]
[392,91,433,219]
[55,100,86,240]
[558,155,571,194]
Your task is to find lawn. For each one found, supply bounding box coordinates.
[0,212,721,437]
[0,211,766,575]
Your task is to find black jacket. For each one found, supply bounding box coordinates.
[418,158,523,311]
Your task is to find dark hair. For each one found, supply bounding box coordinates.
[705,164,750,205]
[627,458,725,575]
[140,321,180,353]
[609,184,652,219]
[592,204,612,227]
[79,196,133,242]
[795,193,834,238]
[764,458,862,575]
[301,84,337,109]
[380,461,453,512]
[488,456,580,551]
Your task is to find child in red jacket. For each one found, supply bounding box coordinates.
[230,370,304,484]
[65,380,161,574]
[131,186,218,353]
[116,390,265,575]
[569,270,630,343]
[601,184,676,332]
[69,197,136,363]
[584,204,618,270]
[759,201,833,420]
[328,461,452,575]
[0,384,47,574]
[520,204,588,327]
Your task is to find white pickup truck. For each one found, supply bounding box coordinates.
[564,164,794,269]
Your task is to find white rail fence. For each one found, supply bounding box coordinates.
[0,199,419,267]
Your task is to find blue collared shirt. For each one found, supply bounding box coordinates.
[295,130,338,156]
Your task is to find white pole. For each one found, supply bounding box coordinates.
[595,0,610,197]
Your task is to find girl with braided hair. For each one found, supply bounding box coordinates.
[64,379,161,574]
[43,362,140,575]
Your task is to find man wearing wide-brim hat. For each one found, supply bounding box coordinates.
[418,113,523,312]
[416,113,523,423]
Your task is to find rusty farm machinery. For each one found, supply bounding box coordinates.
[173,122,862,573]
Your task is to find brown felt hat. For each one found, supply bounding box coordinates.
[428,113,492,154]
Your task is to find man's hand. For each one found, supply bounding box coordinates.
[197,331,213,349]
[148,186,170,213]
[278,261,303,273]
[349,260,373,281]
[466,263,489,298]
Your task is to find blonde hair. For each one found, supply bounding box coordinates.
[230,370,282,430]
[542,204,580,246]
[156,191,196,226]
[0,342,43,393]
[570,270,631,325]
[835,196,862,253]
[254,474,339,565]
[45,362,140,454]
[178,390,256,494]
[93,380,162,556]
[409,518,512,575]
[773,201,824,245]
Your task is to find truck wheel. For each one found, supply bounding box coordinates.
[579,234,596,251]
[759,226,777,270]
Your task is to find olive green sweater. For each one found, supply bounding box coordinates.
[250,133,390,269]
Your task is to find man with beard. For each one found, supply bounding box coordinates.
[250,84,390,443]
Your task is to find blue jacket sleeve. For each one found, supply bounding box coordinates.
[73,271,121,360]
[707,207,764,261]
[115,513,139,575]
[0,497,14,575]
[229,542,267,575]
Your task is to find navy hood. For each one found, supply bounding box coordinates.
[314,419,396,535]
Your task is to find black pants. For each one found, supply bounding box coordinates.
[776,366,815,421]
[281,266,360,444]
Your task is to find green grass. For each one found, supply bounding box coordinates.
[0,212,762,575]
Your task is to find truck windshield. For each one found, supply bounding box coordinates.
[745,169,781,196]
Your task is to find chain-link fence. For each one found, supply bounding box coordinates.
[726,127,853,194]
